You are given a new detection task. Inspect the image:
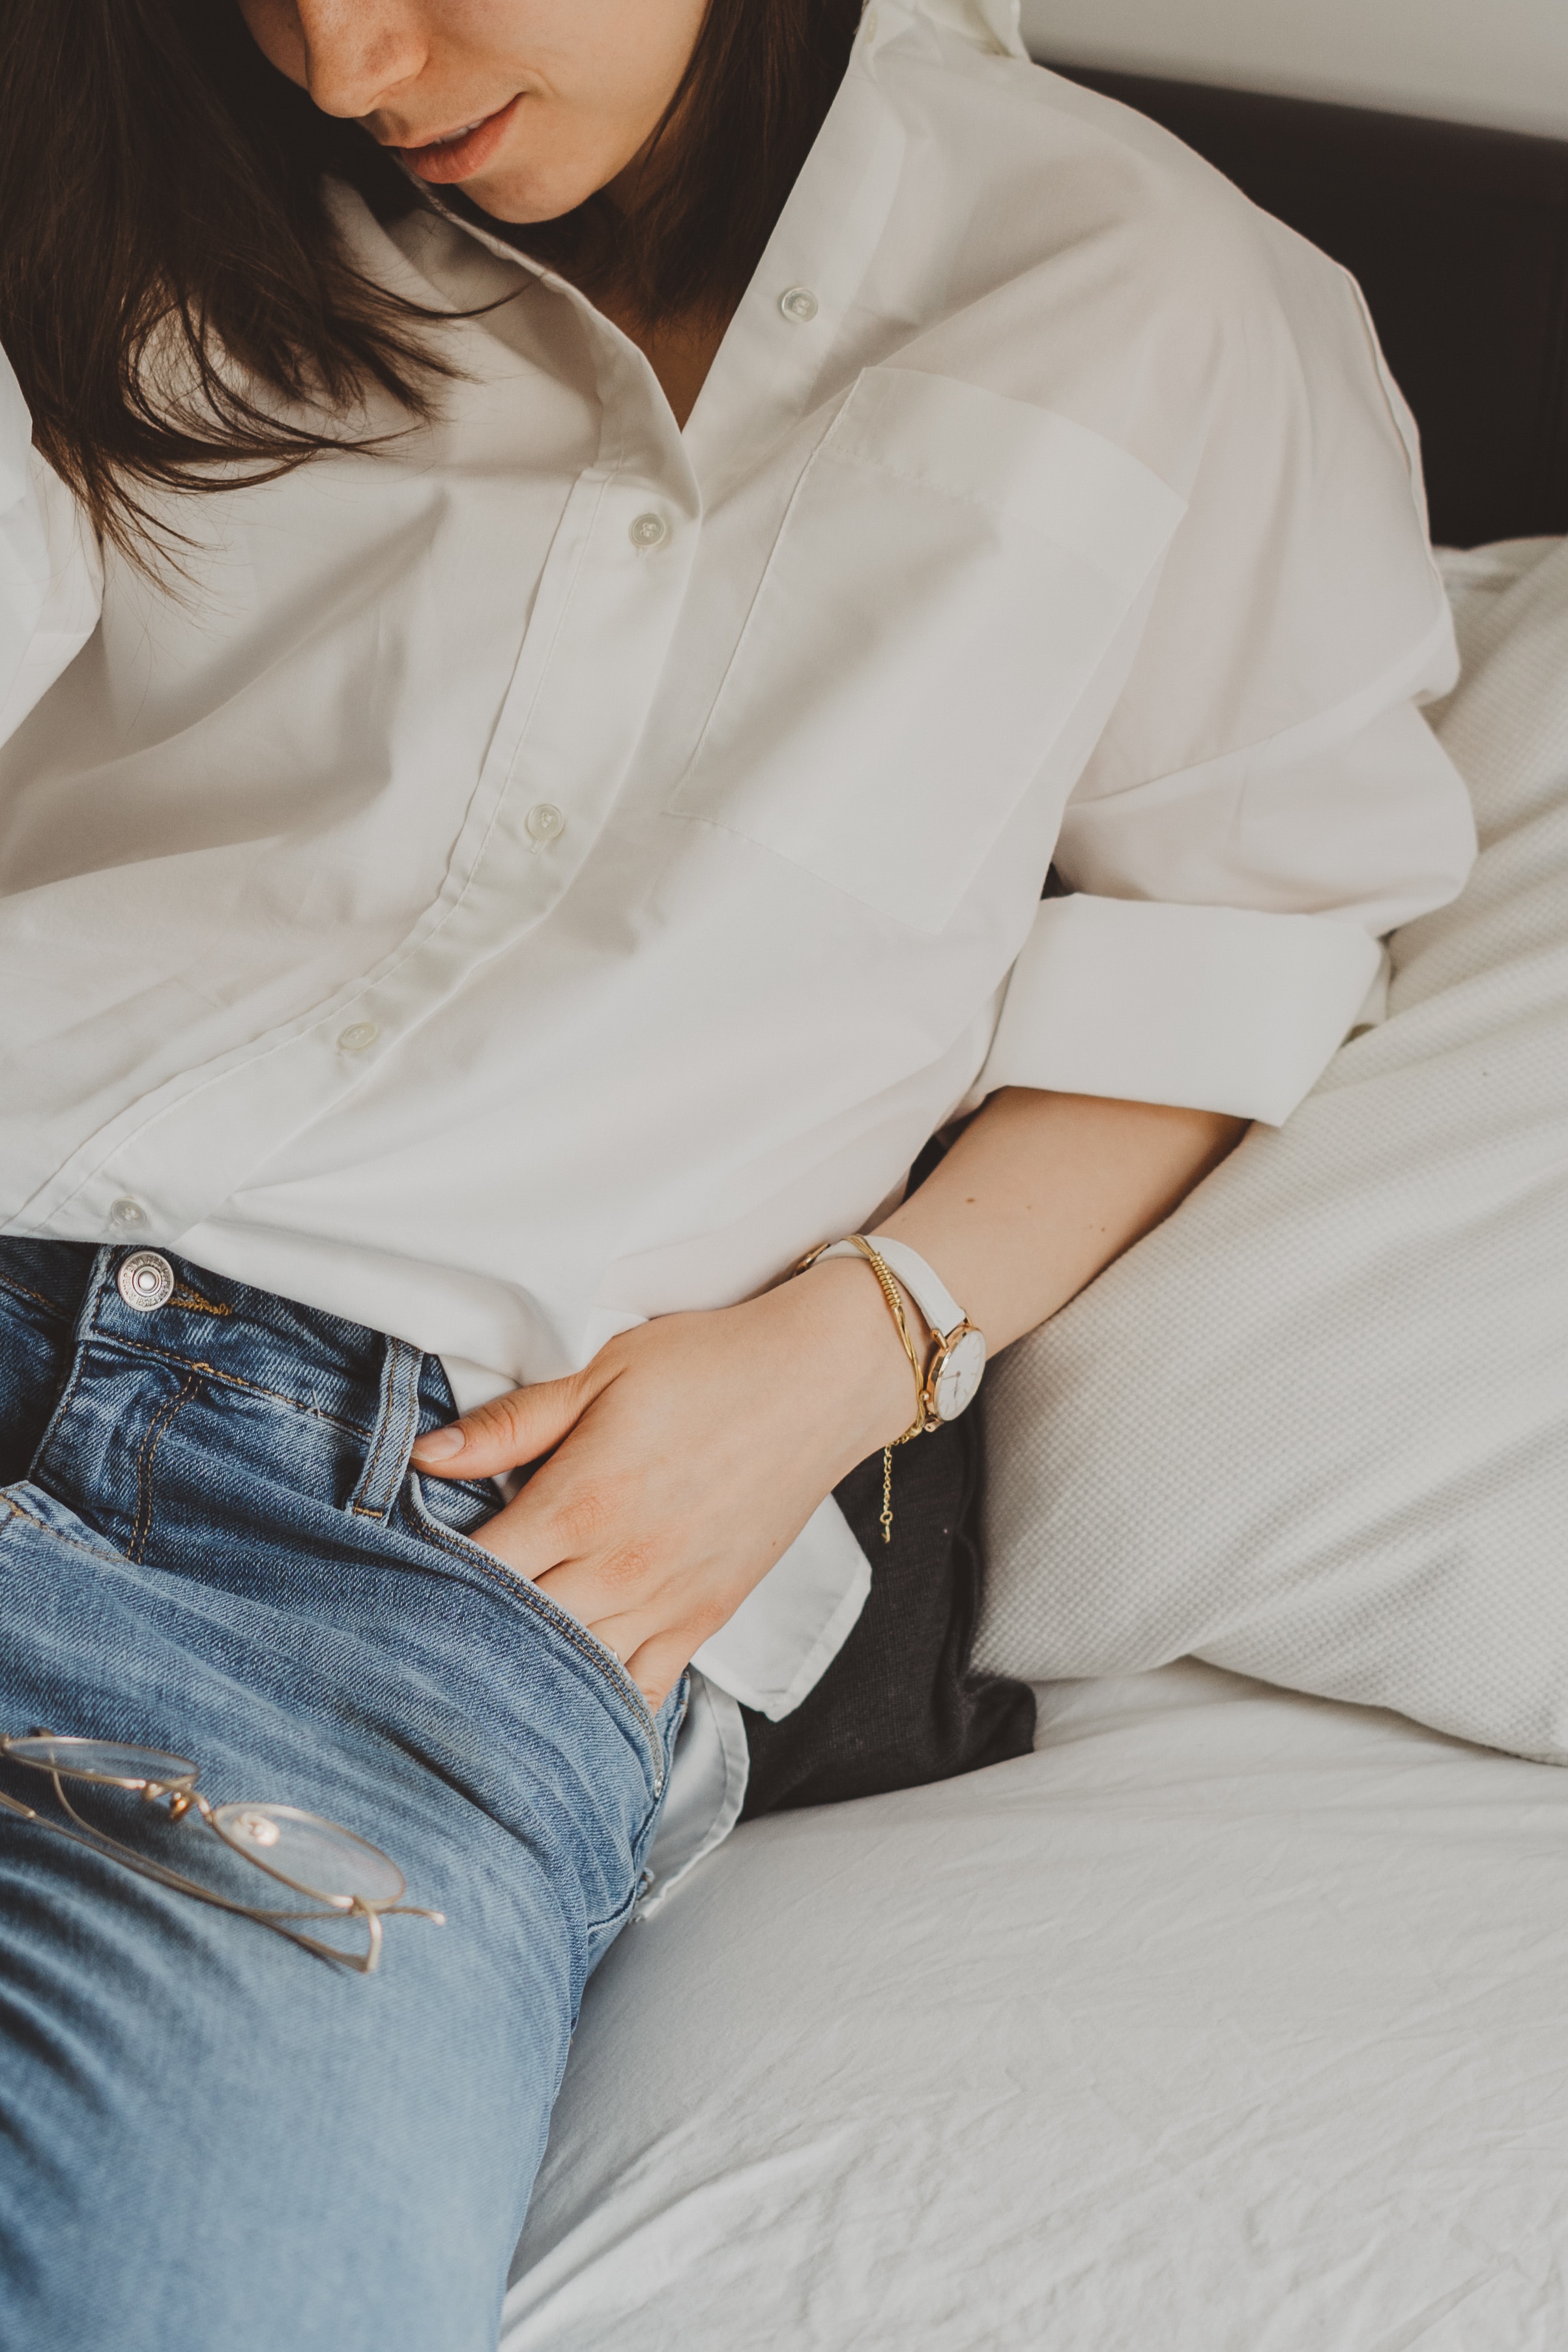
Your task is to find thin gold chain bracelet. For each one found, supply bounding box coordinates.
[796,1232,931,1543]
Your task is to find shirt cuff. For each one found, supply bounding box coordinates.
[691,1492,871,1720]
[640,1672,752,1912]
[978,893,1385,1126]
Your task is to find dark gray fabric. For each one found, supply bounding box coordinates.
[740,1413,1037,1818]
[1049,68,1568,548]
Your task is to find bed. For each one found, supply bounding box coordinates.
[501,72,1568,2350]
[505,1663,1568,2349]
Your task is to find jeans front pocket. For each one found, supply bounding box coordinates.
[666,366,1187,934]
[401,1474,667,1795]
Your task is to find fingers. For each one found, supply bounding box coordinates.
[616,1629,695,1715]
[562,1603,694,1713]
[406,1324,752,1719]
[411,1372,592,1479]
[532,1556,716,1713]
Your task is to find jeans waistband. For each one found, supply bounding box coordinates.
[1,1238,483,1525]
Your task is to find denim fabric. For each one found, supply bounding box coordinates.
[0,1241,681,2352]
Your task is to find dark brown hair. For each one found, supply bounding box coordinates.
[0,0,861,560]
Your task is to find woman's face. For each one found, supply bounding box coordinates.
[237,0,711,222]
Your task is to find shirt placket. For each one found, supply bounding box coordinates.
[20,317,703,1246]
[18,16,908,1253]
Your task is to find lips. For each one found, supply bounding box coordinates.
[393,94,522,184]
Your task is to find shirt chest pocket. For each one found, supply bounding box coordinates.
[666,368,1187,933]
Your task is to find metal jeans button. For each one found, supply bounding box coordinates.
[116,1251,175,1312]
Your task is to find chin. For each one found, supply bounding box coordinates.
[461,164,601,226]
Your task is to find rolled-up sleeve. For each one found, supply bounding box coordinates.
[979,224,1478,1125]
[982,895,1383,1125]
[983,684,1476,1124]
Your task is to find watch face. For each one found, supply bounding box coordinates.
[933,1328,987,1421]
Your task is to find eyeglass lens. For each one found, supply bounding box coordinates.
[3,1735,197,1786]
[4,1737,406,1910]
[211,1803,406,1908]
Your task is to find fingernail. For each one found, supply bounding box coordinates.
[412,1425,465,1462]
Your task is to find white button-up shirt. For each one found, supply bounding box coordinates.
[0,0,1474,1878]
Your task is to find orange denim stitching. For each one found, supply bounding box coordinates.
[402,1487,643,1715]
[349,1343,422,1521]
[0,1491,125,1568]
[87,1336,372,1438]
[0,1273,70,1320]
[129,1371,202,1564]
[169,1286,233,1318]
[351,1384,413,1520]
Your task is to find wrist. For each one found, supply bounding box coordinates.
[781,1256,927,1459]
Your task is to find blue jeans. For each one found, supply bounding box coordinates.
[0,1241,681,2350]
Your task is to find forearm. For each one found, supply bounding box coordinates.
[877,1087,1245,1356]
[416,1086,1245,1706]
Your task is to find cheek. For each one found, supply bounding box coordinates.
[234,0,310,84]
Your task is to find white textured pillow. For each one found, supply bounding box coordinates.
[975,536,1568,1760]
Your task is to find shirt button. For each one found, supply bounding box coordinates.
[628,512,668,551]
[525,802,566,845]
[108,1197,148,1232]
[337,1021,379,1053]
[779,285,819,324]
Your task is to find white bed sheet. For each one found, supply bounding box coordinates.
[504,1662,1568,2350]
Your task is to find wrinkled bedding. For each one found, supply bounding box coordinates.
[504,1660,1568,2349]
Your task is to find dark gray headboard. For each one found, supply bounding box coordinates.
[1049,68,1568,549]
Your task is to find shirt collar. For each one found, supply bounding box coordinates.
[678,20,907,493]
[905,0,1027,58]
[404,0,1021,493]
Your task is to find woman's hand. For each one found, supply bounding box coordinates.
[411,1086,1245,1717]
[410,1262,916,1713]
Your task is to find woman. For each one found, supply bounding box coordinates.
[0,0,1474,2342]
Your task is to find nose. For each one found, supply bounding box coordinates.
[291,0,428,121]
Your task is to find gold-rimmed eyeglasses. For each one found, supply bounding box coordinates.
[0,1732,444,1975]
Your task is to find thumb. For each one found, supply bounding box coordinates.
[411,1372,590,1479]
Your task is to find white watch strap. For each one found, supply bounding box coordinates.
[818,1234,968,1341]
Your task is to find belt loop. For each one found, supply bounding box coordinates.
[349,1338,425,1522]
